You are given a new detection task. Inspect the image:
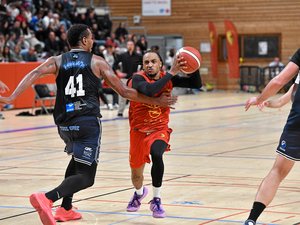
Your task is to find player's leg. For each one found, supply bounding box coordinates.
[244,154,294,224]
[54,158,83,222]
[149,140,168,218]
[127,164,148,212]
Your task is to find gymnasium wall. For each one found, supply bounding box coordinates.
[0,63,55,109]
[103,0,300,89]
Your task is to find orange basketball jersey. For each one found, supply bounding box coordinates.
[128,71,173,132]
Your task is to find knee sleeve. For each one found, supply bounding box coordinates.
[150,140,167,187]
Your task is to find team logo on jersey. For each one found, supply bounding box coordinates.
[144,104,161,118]
[66,103,75,112]
[279,140,287,151]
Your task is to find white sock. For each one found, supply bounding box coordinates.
[135,186,144,196]
[153,186,161,198]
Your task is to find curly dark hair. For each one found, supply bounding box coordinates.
[67,24,90,48]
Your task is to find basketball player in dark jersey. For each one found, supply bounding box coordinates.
[0,24,182,225]
[244,49,300,225]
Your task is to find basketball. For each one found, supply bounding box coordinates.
[177,46,202,74]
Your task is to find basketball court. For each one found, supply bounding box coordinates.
[1,91,300,225]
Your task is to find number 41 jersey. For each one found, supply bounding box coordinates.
[54,50,101,125]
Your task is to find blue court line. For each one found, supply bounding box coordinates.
[0,205,279,225]
[0,103,244,135]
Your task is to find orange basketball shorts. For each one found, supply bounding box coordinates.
[129,128,172,168]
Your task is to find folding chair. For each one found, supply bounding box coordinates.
[32,84,56,115]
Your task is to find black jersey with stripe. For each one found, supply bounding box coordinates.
[284,48,300,131]
[54,50,101,125]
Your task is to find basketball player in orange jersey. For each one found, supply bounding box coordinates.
[126,50,202,218]
[0,24,177,225]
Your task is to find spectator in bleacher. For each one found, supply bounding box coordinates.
[75,13,86,24]
[44,31,60,56]
[115,22,128,40]
[117,34,127,52]
[85,7,97,27]
[10,44,24,62]
[269,57,284,67]
[91,22,103,41]
[1,20,11,37]
[22,46,37,62]
[58,32,69,53]
[136,35,148,54]
[22,4,32,23]
[6,2,20,19]
[99,14,112,38]
[53,0,64,15]
[42,10,55,30]
[2,45,12,62]
[11,20,22,39]
[105,33,119,48]
[30,9,44,31]
[55,23,67,39]
[24,30,45,50]
[0,33,5,55]
[129,33,138,44]
[15,7,27,23]
[21,20,31,37]
[103,45,116,67]
[51,13,62,31]
[17,35,30,50]
[6,32,17,50]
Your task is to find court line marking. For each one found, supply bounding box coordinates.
[0,103,244,134]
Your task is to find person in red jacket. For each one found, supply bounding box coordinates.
[126,50,202,218]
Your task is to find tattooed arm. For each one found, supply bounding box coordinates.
[0,57,58,104]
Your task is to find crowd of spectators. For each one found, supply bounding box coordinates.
[0,0,156,110]
[0,0,114,62]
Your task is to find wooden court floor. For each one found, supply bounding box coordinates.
[1,91,300,225]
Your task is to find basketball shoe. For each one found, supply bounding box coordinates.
[29,192,56,225]
[54,206,82,222]
[244,219,256,225]
[149,197,165,218]
[126,187,148,212]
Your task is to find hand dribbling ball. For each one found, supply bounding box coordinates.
[177,46,202,74]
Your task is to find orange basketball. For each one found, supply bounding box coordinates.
[177,46,202,74]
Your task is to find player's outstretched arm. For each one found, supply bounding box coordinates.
[99,61,177,107]
[0,57,57,104]
[258,83,295,110]
[0,81,9,93]
[245,61,299,111]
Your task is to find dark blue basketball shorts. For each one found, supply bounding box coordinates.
[58,116,102,166]
[277,130,300,161]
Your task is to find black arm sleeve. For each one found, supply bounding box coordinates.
[171,70,202,89]
[132,73,173,97]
